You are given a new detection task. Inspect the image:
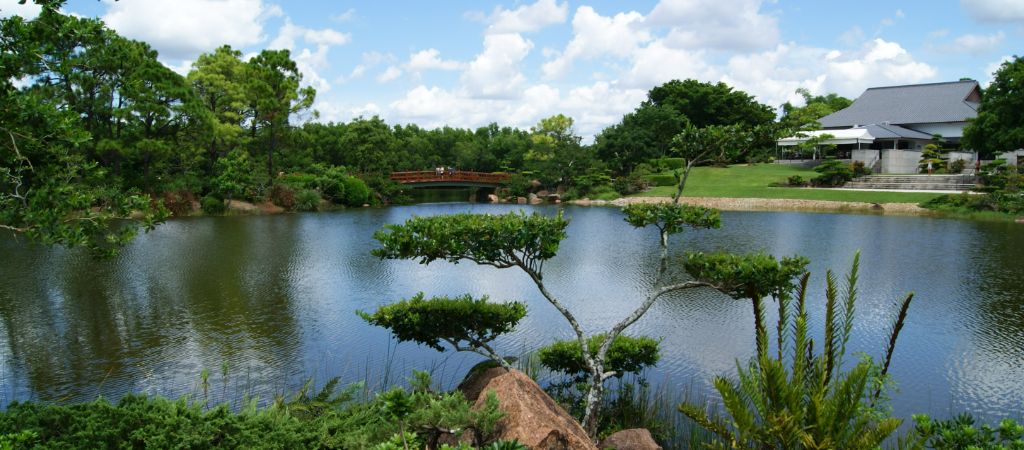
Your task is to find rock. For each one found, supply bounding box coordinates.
[530,179,543,189]
[226,200,260,214]
[600,429,662,450]
[546,193,561,203]
[1016,217,1024,224]
[537,190,550,198]
[517,196,527,205]
[458,368,596,450]
[528,193,543,205]
[362,203,370,207]
[487,194,499,203]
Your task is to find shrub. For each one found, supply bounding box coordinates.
[200,195,226,215]
[270,184,296,210]
[341,176,371,206]
[589,185,620,201]
[160,190,196,217]
[949,159,967,174]
[812,159,855,186]
[613,173,650,195]
[852,160,872,177]
[643,173,678,187]
[660,157,686,170]
[279,173,317,189]
[906,414,1024,449]
[294,189,321,212]
[787,175,806,187]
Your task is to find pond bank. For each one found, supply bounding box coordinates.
[571,196,931,216]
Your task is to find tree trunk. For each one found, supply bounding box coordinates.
[582,369,605,439]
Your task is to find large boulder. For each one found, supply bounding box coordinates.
[528,193,543,205]
[599,429,662,450]
[517,196,528,205]
[458,368,597,450]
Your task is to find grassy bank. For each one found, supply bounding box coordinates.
[635,164,943,204]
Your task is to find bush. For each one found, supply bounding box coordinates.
[812,159,855,187]
[294,190,321,212]
[200,195,226,215]
[279,173,317,189]
[643,173,678,187]
[270,184,296,210]
[613,173,650,195]
[341,176,370,207]
[907,414,1024,449]
[659,157,686,170]
[786,175,806,187]
[589,185,620,201]
[949,159,967,174]
[852,160,872,177]
[160,190,196,217]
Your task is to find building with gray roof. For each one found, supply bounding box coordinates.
[778,80,981,174]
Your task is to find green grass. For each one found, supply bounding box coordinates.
[634,164,943,204]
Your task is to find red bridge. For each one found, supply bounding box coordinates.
[389,170,510,188]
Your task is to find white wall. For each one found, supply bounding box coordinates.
[901,122,968,139]
[881,149,922,174]
[852,149,880,171]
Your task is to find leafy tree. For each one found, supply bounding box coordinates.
[538,334,660,381]
[964,56,1024,158]
[246,49,316,182]
[667,124,753,203]
[904,414,1024,449]
[647,79,775,129]
[0,4,168,255]
[359,293,527,369]
[780,88,853,131]
[812,159,855,187]
[188,45,249,170]
[678,253,915,450]
[213,148,256,202]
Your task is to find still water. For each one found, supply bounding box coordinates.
[0,204,1022,422]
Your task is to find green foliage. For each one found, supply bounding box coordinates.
[623,203,721,237]
[213,148,257,201]
[919,144,949,174]
[813,159,856,186]
[294,189,321,212]
[539,334,660,380]
[787,175,807,187]
[372,211,569,272]
[780,88,853,131]
[359,293,526,364]
[201,195,226,215]
[482,439,529,450]
[905,414,1024,449]
[342,175,371,206]
[852,160,872,177]
[679,254,914,450]
[683,252,808,301]
[921,191,1024,215]
[949,159,967,174]
[643,173,678,187]
[613,173,651,195]
[964,56,1023,158]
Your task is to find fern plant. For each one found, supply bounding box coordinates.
[679,252,915,449]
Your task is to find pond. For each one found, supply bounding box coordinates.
[1,204,1022,423]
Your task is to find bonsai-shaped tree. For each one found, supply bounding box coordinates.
[364,124,785,438]
[678,253,915,449]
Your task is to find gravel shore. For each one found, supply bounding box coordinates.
[569,196,931,215]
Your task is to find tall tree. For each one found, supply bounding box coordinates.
[779,88,853,131]
[963,56,1024,158]
[188,45,249,171]
[246,49,315,182]
[646,79,775,129]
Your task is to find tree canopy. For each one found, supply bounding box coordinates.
[964,56,1024,158]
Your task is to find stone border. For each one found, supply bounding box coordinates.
[569,196,931,216]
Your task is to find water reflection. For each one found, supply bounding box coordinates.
[0,206,1021,422]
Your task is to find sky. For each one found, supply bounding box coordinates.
[2,0,1021,140]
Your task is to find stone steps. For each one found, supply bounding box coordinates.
[844,175,977,191]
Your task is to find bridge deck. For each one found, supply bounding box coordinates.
[390,171,510,186]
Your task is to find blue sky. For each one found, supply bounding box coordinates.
[2,0,1021,139]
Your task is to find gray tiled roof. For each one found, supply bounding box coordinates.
[863,123,934,140]
[819,81,979,128]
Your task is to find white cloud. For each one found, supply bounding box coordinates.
[407,49,464,72]
[542,6,650,79]
[268,19,349,50]
[102,0,282,61]
[0,0,40,19]
[332,8,356,23]
[461,33,533,98]
[623,41,715,88]
[825,39,937,94]
[377,66,403,83]
[485,0,568,34]
[943,32,1006,54]
[648,0,779,51]
[961,0,1024,22]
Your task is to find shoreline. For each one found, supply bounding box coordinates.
[569,196,932,216]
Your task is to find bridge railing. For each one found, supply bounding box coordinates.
[390,170,511,184]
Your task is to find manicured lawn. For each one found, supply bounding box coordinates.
[635,164,944,204]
